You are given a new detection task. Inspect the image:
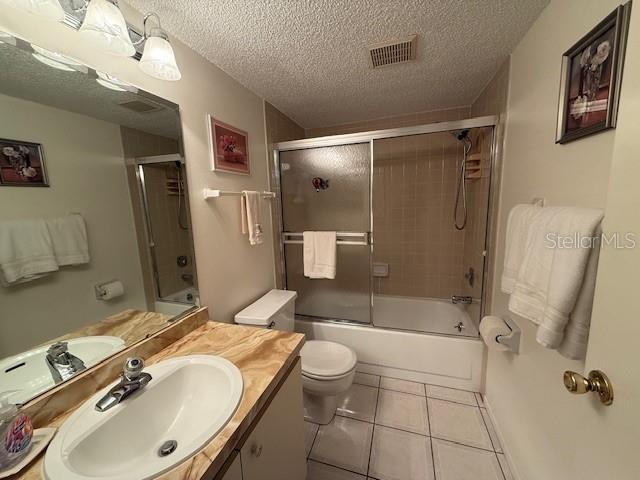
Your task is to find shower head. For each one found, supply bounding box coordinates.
[451,129,470,141]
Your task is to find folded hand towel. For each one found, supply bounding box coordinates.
[46,214,90,266]
[501,204,543,294]
[303,231,337,279]
[507,206,603,355]
[0,219,59,286]
[241,191,264,246]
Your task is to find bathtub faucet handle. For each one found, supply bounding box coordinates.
[451,295,472,305]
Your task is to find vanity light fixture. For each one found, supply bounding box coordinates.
[1,0,65,22]
[78,0,135,57]
[137,13,181,81]
[31,44,86,72]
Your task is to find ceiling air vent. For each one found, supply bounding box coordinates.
[116,99,163,114]
[368,34,417,69]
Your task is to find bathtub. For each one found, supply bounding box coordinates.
[295,295,485,391]
[154,287,200,317]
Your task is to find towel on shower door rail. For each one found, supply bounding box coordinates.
[506,206,603,359]
[241,191,264,245]
[303,231,337,279]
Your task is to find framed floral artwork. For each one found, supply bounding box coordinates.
[0,138,48,187]
[208,115,250,175]
[556,2,631,144]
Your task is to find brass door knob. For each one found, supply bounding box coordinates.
[563,370,614,406]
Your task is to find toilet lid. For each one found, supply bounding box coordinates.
[301,341,357,378]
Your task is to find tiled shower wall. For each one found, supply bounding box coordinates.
[373,133,466,298]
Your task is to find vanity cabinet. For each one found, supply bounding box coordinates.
[216,358,306,480]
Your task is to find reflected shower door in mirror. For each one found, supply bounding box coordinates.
[279,143,372,324]
[0,33,199,405]
[372,128,493,337]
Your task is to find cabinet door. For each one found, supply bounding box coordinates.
[240,359,306,480]
[215,451,243,480]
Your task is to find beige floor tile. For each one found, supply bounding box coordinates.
[480,408,503,453]
[380,377,426,396]
[306,460,367,480]
[426,384,477,406]
[432,439,504,480]
[305,421,319,457]
[354,372,380,387]
[369,425,434,480]
[428,399,492,450]
[337,384,378,423]
[375,389,429,435]
[310,416,373,475]
[497,454,514,480]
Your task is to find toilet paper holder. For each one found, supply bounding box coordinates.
[495,316,521,354]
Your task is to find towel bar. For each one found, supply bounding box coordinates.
[203,188,276,200]
[282,232,370,246]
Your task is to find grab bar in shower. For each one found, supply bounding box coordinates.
[282,232,370,246]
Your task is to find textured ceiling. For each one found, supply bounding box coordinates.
[0,42,180,139]
[127,0,548,128]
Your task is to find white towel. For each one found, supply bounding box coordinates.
[507,207,603,356]
[501,204,543,294]
[46,214,90,266]
[0,219,59,285]
[241,191,263,245]
[303,231,337,279]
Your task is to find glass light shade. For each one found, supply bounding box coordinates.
[3,0,65,22]
[78,0,135,57]
[139,35,181,81]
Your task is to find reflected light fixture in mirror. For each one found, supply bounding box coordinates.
[1,0,65,22]
[79,0,135,57]
[0,31,18,45]
[96,71,137,92]
[31,44,87,72]
[138,13,181,81]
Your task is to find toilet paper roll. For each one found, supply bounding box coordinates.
[480,316,510,351]
[97,280,124,301]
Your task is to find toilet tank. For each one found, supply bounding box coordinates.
[234,290,297,331]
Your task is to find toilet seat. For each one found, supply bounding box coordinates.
[301,340,357,380]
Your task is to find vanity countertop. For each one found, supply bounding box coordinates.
[16,321,305,480]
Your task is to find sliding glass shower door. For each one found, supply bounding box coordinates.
[279,143,372,324]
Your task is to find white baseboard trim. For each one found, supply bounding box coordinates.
[483,395,522,480]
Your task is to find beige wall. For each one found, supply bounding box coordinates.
[0,94,147,356]
[264,101,305,288]
[483,1,630,479]
[1,2,276,323]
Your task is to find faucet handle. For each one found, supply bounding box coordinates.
[47,341,69,357]
[123,357,145,380]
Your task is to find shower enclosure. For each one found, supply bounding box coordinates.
[273,117,497,338]
[135,154,199,315]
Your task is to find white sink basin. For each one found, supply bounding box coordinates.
[0,336,125,404]
[44,355,244,480]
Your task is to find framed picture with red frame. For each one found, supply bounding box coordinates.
[208,115,250,175]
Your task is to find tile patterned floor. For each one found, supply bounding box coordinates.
[306,374,513,480]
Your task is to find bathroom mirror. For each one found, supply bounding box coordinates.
[0,33,199,405]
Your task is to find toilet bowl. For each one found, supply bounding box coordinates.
[301,340,357,424]
[234,289,357,424]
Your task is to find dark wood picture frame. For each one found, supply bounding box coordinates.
[556,1,632,144]
[0,138,49,187]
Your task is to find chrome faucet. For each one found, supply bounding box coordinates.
[45,342,86,384]
[95,357,152,412]
[451,295,473,305]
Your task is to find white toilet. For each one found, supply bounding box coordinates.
[235,289,357,424]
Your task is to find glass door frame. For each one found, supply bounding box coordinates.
[271,115,499,325]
